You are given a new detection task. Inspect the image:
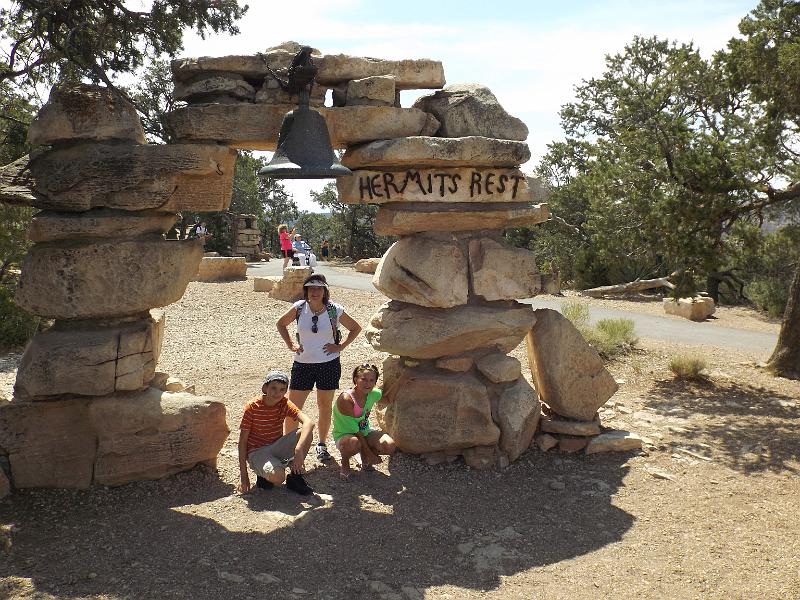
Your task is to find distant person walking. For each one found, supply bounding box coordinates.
[278,224,294,271]
[321,240,330,261]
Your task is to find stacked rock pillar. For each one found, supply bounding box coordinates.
[0,84,233,488]
[337,88,554,467]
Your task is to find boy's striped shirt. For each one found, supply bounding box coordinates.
[240,396,300,454]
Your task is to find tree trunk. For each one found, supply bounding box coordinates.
[346,207,357,259]
[766,261,800,379]
[582,277,675,298]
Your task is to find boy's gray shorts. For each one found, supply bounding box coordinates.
[247,430,299,476]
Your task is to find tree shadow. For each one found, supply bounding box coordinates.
[644,378,799,474]
[0,451,636,599]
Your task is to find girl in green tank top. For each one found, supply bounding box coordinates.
[332,364,397,480]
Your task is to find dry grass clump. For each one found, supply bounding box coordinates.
[669,354,708,380]
[562,301,638,359]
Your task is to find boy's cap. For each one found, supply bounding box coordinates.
[263,371,289,385]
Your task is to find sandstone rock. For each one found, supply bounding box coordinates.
[253,277,278,292]
[374,203,549,236]
[469,237,541,301]
[255,77,328,107]
[164,104,439,150]
[174,73,256,102]
[493,377,540,461]
[435,356,474,372]
[373,237,468,308]
[346,75,396,106]
[28,209,177,242]
[535,433,558,452]
[151,372,170,390]
[380,367,499,453]
[0,466,9,498]
[475,352,521,383]
[558,435,589,453]
[354,257,381,273]
[341,136,531,169]
[28,143,236,212]
[338,167,533,205]
[16,239,203,319]
[0,398,96,488]
[367,302,536,359]
[0,155,41,207]
[14,312,165,400]
[525,309,618,420]
[585,431,643,454]
[412,84,528,140]
[28,84,146,145]
[269,266,313,302]
[540,415,601,436]
[194,256,247,282]
[88,388,229,486]
[163,377,188,392]
[663,296,716,321]
[526,176,549,204]
[462,445,497,469]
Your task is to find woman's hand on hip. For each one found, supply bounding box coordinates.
[287,340,302,353]
[323,342,343,355]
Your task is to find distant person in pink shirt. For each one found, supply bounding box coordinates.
[278,224,294,271]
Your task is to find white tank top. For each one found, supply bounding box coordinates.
[292,300,344,364]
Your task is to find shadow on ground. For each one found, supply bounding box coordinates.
[0,450,636,599]
[645,378,800,474]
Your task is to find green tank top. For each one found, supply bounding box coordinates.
[332,389,382,441]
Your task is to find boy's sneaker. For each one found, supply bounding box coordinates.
[255,476,274,490]
[315,442,332,462]
[286,473,314,496]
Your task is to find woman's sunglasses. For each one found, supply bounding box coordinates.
[311,314,319,333]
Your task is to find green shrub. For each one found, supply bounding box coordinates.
[668,355,707,380]
[561,302,637,359]
[0,284,43,349]
[562,301,589,328]
[746,279,788,318]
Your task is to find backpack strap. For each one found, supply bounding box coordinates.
[326,302,342,344]
[294,300,306,344]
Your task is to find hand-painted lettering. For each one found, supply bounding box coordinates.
[470,171,482,197]
[371,174,384,198]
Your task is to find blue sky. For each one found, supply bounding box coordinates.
[175,0,758,211]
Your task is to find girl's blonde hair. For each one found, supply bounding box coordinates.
[277,223,288,233]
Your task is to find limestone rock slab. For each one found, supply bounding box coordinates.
[355,257,381,273]
[194,256,247,282]
[0,398,96,488]
[89,389,229,486]
[469,237,541,301]
[28,84,145,145]
[164,104,439,150]
[380,367,499,454]
[374,203,549,236]
[338,168,532,205]
[525,309,618,420]
[346,75,396,106]
[373,237,468,308]
[0,155,41,207]
[663,296,715,321]
[435,356,474,372]
[174,73,256,102]
[16,239,203,319]
[28,143,236,212]
[14,312,165,400]
[269,266,312,302]
[540,415,601,437]
[413,84,528,140]
[28,210,177,242]
[367,302,536,359]
[494,376,541,461]
[253,276,278,292]
[475,352,521,383]
[256,78,327,107]
[342,136,531,169]
[585,430,643,454]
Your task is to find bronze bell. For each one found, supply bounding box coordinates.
[259,99,352,179]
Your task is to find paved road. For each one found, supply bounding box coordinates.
[247,261,778,353]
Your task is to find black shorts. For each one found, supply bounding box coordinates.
[282,249,294,258]
[290,358,341,391]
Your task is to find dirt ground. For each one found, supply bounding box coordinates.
[1,281,798,600]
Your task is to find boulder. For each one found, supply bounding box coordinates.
[14,311,165,400]
[253,276,279,292]
[88,389,229,486]
[558,435,590,453]
[164,104,439,150]
[256,78,328,107]
[373,237,468,307]
[525,309,618,420]
[28,209,177,242]
[469,237,541,301]
[28,143,236,212]
[412,84,528,140]
[374,203,549,236]
[0,398,97,488]
[367,301,536,359]
[663,296,716,321]
[535,433,558,452]
[585,430,643,454]
[194,256,247,282]
[475,352,521,383]
[493,376,540,461]
[379,367,499,454]
[435,355,474,372]
[346,75,396,106]
[16,238,203,319]
[173,73,256,102]
[28,84,146,145]
[354,257,381,273]
[269,266,312,302]
[337,167,533,205]
[540,415,601,437]
[342,136,531,169]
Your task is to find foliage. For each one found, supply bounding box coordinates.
[126,59,179,143]
[0,283,44,349]
[261,179,299,254]
[0,1,248,104]
[294,212,333,255]
[230,152,267,218]
[668,354,708,381]
[561,301,638,359]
